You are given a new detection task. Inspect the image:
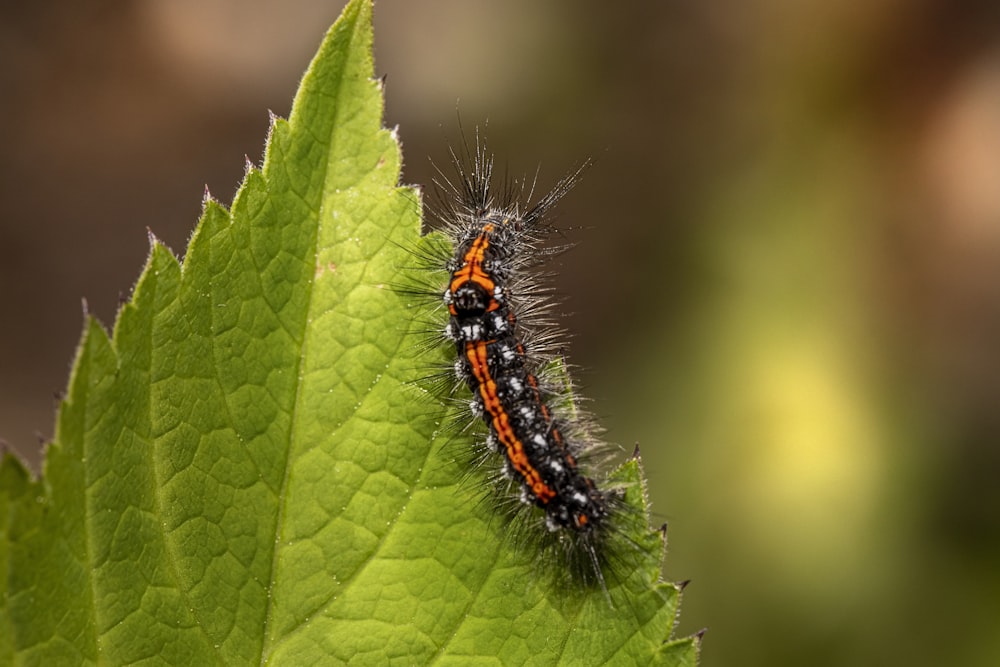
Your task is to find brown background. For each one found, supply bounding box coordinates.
[2,1,1000,665]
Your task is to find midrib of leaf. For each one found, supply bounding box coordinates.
[259,0,374,657]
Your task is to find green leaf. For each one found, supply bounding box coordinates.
[0,1,698,664]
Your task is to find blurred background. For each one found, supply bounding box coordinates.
[2,0,999,664]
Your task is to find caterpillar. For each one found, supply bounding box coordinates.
[406,131,634,596]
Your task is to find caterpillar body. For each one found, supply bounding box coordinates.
[408,133,638,596]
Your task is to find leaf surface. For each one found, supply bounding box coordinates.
[0,1,698,664]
